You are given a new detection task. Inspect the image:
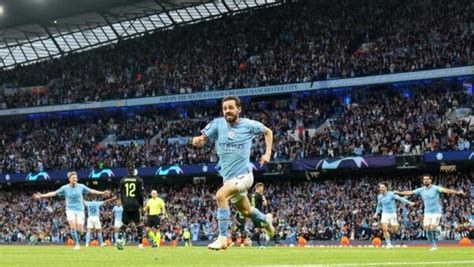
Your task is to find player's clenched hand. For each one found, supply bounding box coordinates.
[408,201,415,207]
[259,153,271,166]
[192,136,206,147]
[457,190,465,196]
[33,192,42,199]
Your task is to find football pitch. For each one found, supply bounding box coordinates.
[1,246,473,266]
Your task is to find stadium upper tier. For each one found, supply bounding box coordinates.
[0,79,472,174]
[0,0,472,109]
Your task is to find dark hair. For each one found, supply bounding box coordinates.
[222,95,241,108]
[379,182,389,189]
[255,182,264,188]
[422,174,432,181]
[127,162,136,176]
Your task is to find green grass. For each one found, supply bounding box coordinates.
[1,245,473,266]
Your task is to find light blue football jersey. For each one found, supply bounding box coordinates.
[113,205,123,222]
[84,201,104,217]
[375,191,411,214]
[201,117,265,180]
[412,185,443,214]
[55,183,91,212]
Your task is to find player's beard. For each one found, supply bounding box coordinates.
[225,113,238,123]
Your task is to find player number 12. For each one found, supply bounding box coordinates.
[125,183,136,197]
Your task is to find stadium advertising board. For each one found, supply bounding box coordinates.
[292,156,396,170]
[424,150,474,162]
[0,162,267,183]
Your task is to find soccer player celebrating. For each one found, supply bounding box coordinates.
[116,162,145,250]
[112,199,124,244]
[395,174,465,251]
[372,182,415,249]
[84,196,116,247]
[191,95,274,250]
[144,189,166,247]
[33,171,110,250]
[251,182,268,249]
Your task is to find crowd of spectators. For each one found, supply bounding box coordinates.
[1,80,472,174]
[0,0,472,109]
[1,79,473,174]
[0,172,472,244]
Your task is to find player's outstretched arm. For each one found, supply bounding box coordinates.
[260,126,273,166]
[102,196,117,204]
[439,187,465,196]
[394,195,416,206]
[393,190,414,196]
[89,189,110,196]
[33,191,57,199]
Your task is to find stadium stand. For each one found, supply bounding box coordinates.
[0,0,472,108]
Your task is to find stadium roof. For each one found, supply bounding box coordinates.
[0,0,280,70]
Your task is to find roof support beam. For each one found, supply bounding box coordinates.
[41,25,64,56]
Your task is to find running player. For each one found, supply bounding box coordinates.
[33,171,109,249]
[395,174,465,250]
[372,182,415,248]
[191,95,274,250]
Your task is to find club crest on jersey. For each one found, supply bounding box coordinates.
[228,131,236,139]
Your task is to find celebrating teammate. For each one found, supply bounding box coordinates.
[395,174,465,250]
[33,171,110,250]
[372,182,415,248]
[84,196,116,247]
[191,95,274,250]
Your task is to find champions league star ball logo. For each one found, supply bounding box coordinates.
[26,172,51,181]
[315,157,369,170]
[436,153,443,161]
[155,165,184,176]
[89,169,115,179]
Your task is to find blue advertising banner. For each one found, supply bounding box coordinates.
[292,156,396,171]
[424,150,474,162]
[0,162,267,183]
